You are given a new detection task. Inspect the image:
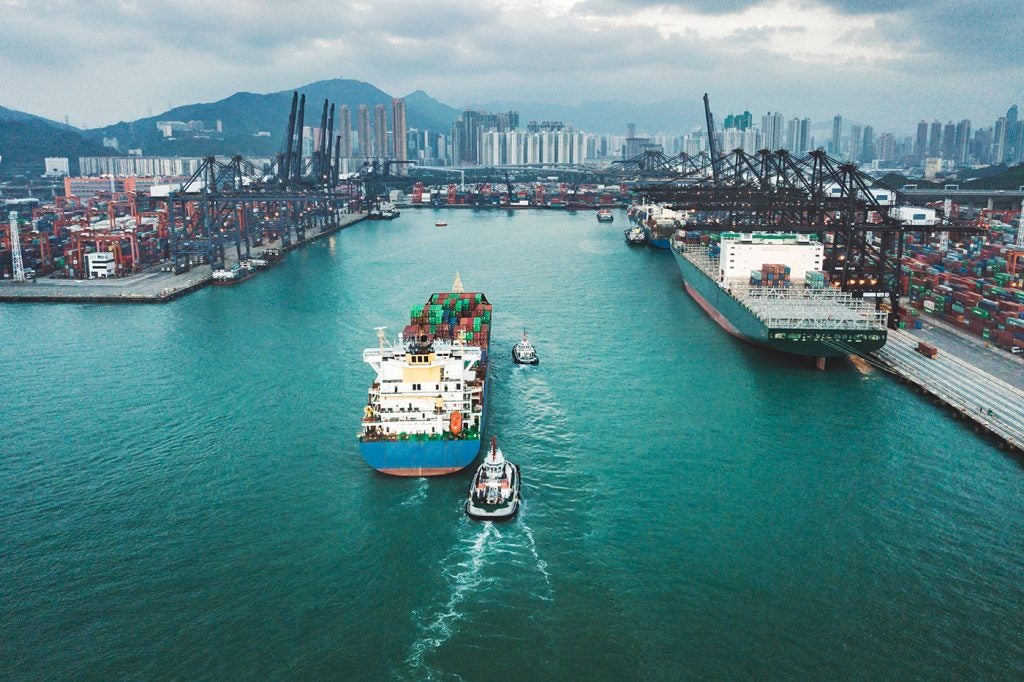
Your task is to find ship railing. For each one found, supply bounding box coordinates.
[731,284,888,330]
[673,242,720,279]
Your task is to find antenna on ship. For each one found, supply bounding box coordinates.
[452,271,464,293]
[375,326,387,357]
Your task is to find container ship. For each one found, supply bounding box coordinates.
[628,203,690,249]
[672,232,887,367]
[358,274,492,475]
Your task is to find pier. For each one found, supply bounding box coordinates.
[0,212,365,303]
[871,328,1024,451]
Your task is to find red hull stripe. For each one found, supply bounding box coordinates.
[377,466,463,477]
[684,281,744,339]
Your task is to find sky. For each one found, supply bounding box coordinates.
[1,0,1021,133]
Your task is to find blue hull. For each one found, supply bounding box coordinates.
[358,438,482,476]
[359,374,490,476]
[641,225,671,249]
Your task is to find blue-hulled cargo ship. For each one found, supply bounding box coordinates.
[358,274,492,476]
[628,202,691,249]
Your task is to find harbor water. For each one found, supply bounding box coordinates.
[2,209,1023,679]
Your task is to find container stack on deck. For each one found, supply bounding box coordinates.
[404,292,492,350]
[900,227,1024,352]
[750,263,792,287]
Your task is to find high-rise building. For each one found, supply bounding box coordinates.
[338,106,352,159]
[941,121,957,160]
[914,120,928,162]
[392,98,407,172]
[954,119,971,164]
[1007,105,1020,162]
[373,104,388,158]
[357,105,371,159]
[876,133,896,162]
[831,115,842,156]
[928,120,942,158]
[993,117,1008,164]
[761,112,784,150]
[862,125,875,162]
[973,127,992,164]
[723,111,752,131]
[627,122,636,139]
[850,125,863,162]
[783,117,810,154]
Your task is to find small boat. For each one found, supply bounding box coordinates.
[597,208,614,223]
[435,220,448,227]
[512,330,539,365]
[465,436,521,521]
[624,226,646,245]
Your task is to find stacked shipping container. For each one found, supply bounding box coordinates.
[404,292,492,350]
[901,229,1024,352]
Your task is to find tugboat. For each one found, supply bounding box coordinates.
[465,436,521,521]
[624,225,646,245]
[512,330,539,365]
[596,208,614,223]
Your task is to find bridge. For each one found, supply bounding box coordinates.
[900,186,1024,211]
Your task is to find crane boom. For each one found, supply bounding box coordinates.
[703,93,721,184]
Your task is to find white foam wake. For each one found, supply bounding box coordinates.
[405,523,497,678]
[400,477,429,507]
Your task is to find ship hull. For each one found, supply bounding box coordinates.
[359,437,483,476]
[641,225,671,249]
[673,249,886,357]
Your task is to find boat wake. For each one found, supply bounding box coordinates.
[405,523,496,678]
[521,520,552,595]
[405,515,555,677]
[400,477,429,507]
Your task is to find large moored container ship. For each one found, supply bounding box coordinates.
[358,274,491,475]
[672,232,887,367]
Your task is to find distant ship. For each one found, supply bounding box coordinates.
[596,208,614,223]
[368,201,400,220]
[358,274,492,475]
[672,232,887,368]
[628,203,690,249]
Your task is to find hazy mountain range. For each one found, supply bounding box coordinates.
[2,77,733,178]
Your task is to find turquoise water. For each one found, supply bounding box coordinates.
[2,209,1023,679]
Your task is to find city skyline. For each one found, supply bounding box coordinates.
[0,0,1020,131]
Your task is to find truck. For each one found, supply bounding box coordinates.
[916,341,938,358]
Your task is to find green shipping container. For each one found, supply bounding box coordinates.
[971,307,990,319]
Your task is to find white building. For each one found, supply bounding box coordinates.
[43,157,70,177]
[85,252,116,279]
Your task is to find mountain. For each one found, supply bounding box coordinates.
[81,78,463,158]
[403,90,461,132]
[0,106,107,178]
[462,98,707,134]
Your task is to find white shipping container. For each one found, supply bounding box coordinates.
[892,206,938,226]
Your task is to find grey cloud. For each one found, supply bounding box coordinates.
[0,0,1019,131]
[573,0,763,15]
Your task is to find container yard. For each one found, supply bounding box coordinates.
[899,220,1024,355]
[0,190,365,303]
[403,181,627,209]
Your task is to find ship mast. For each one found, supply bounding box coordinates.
[452,271,464,293]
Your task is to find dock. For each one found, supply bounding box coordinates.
[871,328,1024,451]
[0,213,366,304]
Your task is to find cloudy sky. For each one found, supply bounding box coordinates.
[1,0,1020,132]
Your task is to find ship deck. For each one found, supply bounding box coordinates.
[675,242,887,332]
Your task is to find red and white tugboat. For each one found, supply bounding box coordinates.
[465,436,521,521]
